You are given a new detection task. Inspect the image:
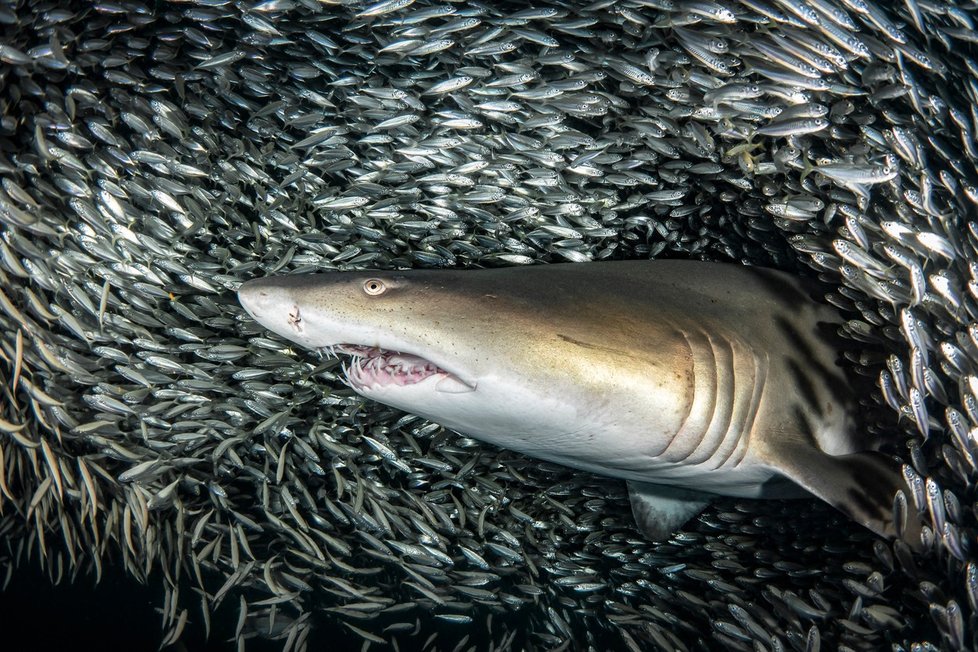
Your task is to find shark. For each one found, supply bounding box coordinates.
[238,260,920,544]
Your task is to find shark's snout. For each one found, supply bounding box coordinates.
[237,278,302,337]
[237,279,264,319]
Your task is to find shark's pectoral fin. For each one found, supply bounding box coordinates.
[627,481,712,541]
[765,441,923,550]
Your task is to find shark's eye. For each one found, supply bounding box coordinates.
[363,279,386,296]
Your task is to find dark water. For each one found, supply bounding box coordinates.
[0,562,166,651]
[0,561,351,651]
[1,559,513,650]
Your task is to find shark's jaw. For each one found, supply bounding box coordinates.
[326,345,477,394]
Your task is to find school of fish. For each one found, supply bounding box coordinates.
[0,0,976,650]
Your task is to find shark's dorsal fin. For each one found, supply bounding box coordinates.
[763,441,923,550]
[627,481,712,540]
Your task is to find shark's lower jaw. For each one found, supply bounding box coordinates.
[328,345,475,393]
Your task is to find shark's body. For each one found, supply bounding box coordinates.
[238,260,916,542]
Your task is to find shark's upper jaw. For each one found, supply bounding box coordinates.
[330,344,477,394]
[237,280,478,394]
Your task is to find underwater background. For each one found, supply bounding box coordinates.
[0,0,975,649]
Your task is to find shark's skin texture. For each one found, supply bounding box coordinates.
[238,261,919,543]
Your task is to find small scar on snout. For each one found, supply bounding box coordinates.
[288,306,302,332]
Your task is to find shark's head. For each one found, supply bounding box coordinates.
[239,269,589,452]
[238,271,481,395]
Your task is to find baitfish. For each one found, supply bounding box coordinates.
[239,261,920,544]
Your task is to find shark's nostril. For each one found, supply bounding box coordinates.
[287,305,302,332]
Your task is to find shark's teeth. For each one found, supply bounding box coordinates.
[335,343,465,390]
[337,359,355,389]
[320,344,340,359]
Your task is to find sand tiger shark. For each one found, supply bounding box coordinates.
[238,260,920,544]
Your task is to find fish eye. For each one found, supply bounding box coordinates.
[363,279,387,296]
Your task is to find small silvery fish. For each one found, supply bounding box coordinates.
[815,161,899,184]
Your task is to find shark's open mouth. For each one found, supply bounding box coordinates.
[326,345,475,393]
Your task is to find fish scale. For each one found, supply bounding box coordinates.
[0,0,976,650]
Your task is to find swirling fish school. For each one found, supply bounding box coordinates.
[0,0,974,651]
